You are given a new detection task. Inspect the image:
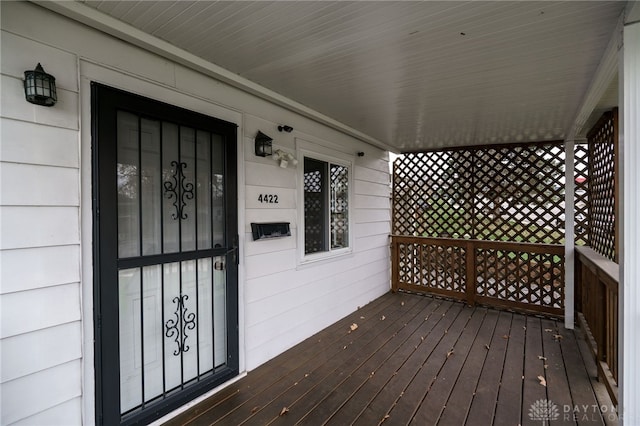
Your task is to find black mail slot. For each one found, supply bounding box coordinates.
[251,222,291,240]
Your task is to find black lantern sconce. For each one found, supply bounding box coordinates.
[24,63,57,107]
[255,131,273,157]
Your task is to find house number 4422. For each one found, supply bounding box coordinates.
[258,194,279,204]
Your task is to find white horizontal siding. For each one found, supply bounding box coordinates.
[0,75,78,130]
[0,360,82,425]
[0,246,80,295]
[1,19,82,426]
[0,206,79,250]
[0,163,79,206]
[11,397,82,426]
[242,138,390,369]
[1,322,82,382]
[0,283,81,339]
[0,119,79,168]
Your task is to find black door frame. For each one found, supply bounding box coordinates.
[91,83,239,425]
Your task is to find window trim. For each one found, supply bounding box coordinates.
[297,141,354,266]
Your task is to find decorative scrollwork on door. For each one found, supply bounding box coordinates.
[165,294,197,356]
[164,161,194,220]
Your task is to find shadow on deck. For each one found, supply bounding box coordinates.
[164,292,616,425]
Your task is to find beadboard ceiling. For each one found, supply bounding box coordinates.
[80,1,625,152]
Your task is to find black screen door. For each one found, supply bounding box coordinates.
[92,83,238,425]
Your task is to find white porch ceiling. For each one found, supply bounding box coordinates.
[79,1,625,152]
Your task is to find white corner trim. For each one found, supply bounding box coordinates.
[564,139,575,330]
[33,0,394,153]
[621,19,640,426]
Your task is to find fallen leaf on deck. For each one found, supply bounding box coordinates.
[523,326,527,330]
[544,364,549,369]
[554,334,563,340]
[305,373,309,377]
[280,407,289,416]
[401,301,405,306]
[502,335,510,339]
[251,406,259,413]
[538,356,547,361]
[343,345,347,350]
[381,315,386,321]
[350,323,359,331]
[447,350,454,358]
[360,316,365,319]
[485,344,490,350]
[538,375,547,387]
[545,328,553,332]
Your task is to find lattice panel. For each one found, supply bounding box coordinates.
[304,170,324,254]
[588,110,618,262]
[393,151,474,238]
[396,242,466,293]
[574,143,590,246]
[474,144,565,243]
[476,249,564,309]
[393,142,565,244]
[330,164,349,249]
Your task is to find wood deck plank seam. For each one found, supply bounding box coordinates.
[349,302,468,426]
[235,295,426,425]
[492,313,527,425]
[258,295,433,425]
[292,297,445,425]
[464,311,514,426]
[435,309,502,426]
[407,307,491,425]
[169,293,400,425]
[373,305,478,424]
[324,300,460,426]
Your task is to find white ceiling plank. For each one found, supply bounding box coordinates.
[75,0,626,152]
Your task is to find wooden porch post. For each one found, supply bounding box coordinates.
[620,9,640,424]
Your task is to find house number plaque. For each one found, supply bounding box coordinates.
[258,194,279,204]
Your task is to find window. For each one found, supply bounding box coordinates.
[302,155,350,257]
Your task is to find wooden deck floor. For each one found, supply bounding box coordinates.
[165,292,616,426]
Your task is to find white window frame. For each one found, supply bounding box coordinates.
[297,140,354,265]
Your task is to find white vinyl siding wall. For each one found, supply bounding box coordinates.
[0,2,391,424]
[0,28,82,425]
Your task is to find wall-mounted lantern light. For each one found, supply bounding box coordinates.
[24,63,57,107]
[255,131,273,157]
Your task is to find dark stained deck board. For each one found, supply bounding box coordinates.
[408,307,492,425]
[168,294,400,425]
[250,294,429,425]
[492,312,527,425]
[559,325,606,426]
[292,295,444,425]
[435,309,500,425]
[165,292,616,426]
[521,316,549,426]
[464,310,513,425]
[224,295,424,425]
[324,300,460,426]
[541,318,576,426]
[350,302,470,426]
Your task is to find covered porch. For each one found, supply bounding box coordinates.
[163,292,615,425]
